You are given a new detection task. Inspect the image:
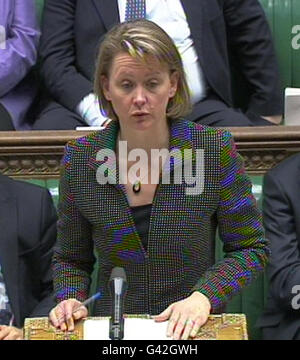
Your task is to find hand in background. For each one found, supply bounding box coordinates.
[261,115,282,124]
[77,93,109,127]
[0,326,23,340]
[49,299,88,332]
[154,292,211,340]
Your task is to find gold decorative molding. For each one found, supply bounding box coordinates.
[24,313,247,340]
[1,126,300,179]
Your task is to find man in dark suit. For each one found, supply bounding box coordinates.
[0,174,57,340]
[257,153,300,340]
[33,0,282,130]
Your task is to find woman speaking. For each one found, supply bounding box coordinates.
[49,19,269,340]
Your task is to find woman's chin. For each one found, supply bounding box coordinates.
[132,116,154,130]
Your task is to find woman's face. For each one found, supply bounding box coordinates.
[101,52,178,131]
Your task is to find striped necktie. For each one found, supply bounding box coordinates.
[125,0,146,21]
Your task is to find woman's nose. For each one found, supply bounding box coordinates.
[133,86,147,106]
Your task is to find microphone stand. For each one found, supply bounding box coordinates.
[109,267,128,340]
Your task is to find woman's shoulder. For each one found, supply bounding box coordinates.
[62,130,109,169]
[65,120,118,156]
[183,119,234,145]
[65,129,108,153]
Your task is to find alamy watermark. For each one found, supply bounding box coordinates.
[0,25,6,50]
[95,141,205,195]
[291,285,300,310]
[292,25,300,50]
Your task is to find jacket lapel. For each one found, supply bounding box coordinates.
[167,119,195,175]
[88,120,121,190]
[88,119,195,185]
[86,119,195,260]
[0,180,20,326]
[91,0,120,31]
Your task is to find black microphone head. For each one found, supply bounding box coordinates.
[109,267,127,283]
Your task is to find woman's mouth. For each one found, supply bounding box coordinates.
[131,111,150,117]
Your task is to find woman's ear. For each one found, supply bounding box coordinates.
[101,75,111,101]
[169,71,179,98]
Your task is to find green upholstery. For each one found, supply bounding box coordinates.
[35,0,44,23]
[260,0,300,91]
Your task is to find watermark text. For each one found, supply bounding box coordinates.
[95,142,205,195]
[292,25,300,50]
[291,285,300,310]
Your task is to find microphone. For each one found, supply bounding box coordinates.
[109,267,128,340]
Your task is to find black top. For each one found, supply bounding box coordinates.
[130,204,152,252]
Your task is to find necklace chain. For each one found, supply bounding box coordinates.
[132,170,152,194]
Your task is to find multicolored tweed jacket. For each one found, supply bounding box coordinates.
[53,119,269,316]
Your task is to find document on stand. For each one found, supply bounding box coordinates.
[84,318,171,340]
[284,87,300,125]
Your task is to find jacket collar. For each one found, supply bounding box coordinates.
[87,118,196,186]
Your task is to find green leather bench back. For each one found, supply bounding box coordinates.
[260,0,300,90]
[35,0,44,23]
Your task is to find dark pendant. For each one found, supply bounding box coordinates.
[133,180,141,194]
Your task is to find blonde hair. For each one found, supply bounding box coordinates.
[94,19,192,121]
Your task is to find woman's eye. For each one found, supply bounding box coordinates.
[148,81,159,89]
[121,82,133,89]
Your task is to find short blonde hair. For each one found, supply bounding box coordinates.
[94,19,192,121]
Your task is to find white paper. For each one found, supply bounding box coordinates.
[76,126,105,131]
[284,87,300,125]
[84,318,171,340]
[285,87,300,96]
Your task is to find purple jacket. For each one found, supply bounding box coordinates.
[0,0,40,130]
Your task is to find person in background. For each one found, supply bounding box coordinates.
[0,174,57,340]
[33,0,282,130]
[49,20,269,340]
[0,0,40,131]
[257,153,300,340]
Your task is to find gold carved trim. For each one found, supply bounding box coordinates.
[1,126,300,179]
[24,313,247,340]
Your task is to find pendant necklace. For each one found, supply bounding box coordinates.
[132,171,149,194]
[117,133,161,195]
[132,167,162,194]
[132,180,141,194]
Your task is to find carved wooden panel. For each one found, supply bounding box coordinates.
[1,127,300,179]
